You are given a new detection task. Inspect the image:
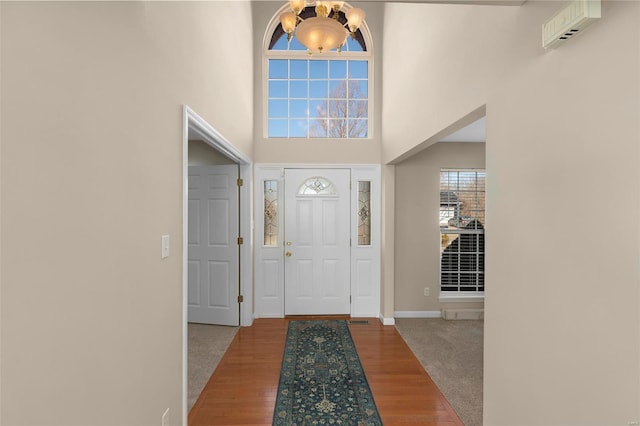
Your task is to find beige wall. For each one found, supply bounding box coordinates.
[395,142,485,312]
[383,1,639,424]
[0,2,253,425]
[380,164,395,321]
[251,1,383,164]
[382,3,524,163]
[188,140,237,166]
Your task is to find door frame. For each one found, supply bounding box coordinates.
[182,105,253,424]
[253,164,381,320]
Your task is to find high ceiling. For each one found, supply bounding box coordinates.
[440,117,486,143]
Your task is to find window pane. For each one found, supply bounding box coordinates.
[310,60,328,78]
[271,35,288,51]
[309,119,328,138]
[269,80,288,98]
[290,60,307,79]
[289,81,308,98]
[328,119,346,138]
[268,99,287,118]
[264,180,278,246]
[346,37,364,52]
[298,177,337,195]
[348,100,367,118]
[268,119,288,137]
[329,100,347,119]
[269,59,288,78]
[348,60,368,78]
[348,80,367,99]
[358,181,371,245]
[289,119,308,137]
[329,60,347,79]
[289,37,306,51]
[289,100,307,118]
[309,99,327,118]
[329,80,347,98]
[309,80,328,98]
[348,119,367,138]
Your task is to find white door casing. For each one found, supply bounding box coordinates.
[284,169,351,315]
[188,164,239,326]
[254,164,381,319]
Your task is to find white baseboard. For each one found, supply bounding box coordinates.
[394,311,442,319]
[253,313,283,319]
[442,308,484,320]
[378,314,396,326]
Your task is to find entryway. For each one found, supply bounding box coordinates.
[183,106,252,425]
[254,164,381,319]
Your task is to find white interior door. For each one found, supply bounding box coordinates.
[284,169,351,315]
[188,164,239,326]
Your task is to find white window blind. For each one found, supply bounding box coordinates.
[440,169,485,293]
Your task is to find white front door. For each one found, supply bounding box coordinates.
[188,164,239,326]
[284,169,351,315]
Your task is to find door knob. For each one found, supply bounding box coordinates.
[285,251,292,257]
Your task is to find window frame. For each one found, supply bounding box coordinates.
[439,168,486,301]
[263,3,374,140]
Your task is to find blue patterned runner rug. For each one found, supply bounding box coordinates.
[273,320,382,426]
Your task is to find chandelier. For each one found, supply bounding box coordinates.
[279,1,366,54]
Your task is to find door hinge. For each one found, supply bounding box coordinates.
[238,295,244,303]
[237,236,244,245]
[350,295,352,303]
[237,178,243,187]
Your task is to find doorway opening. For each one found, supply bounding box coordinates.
[182,106,252,423]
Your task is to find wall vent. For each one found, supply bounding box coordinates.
[543,0,601,49]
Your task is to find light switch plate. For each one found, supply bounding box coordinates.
[161,235,170,259]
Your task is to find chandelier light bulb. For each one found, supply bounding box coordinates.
[289,0,305,15]
[280,11,298,37]
[315,1,330,18]
[345,7,365,33]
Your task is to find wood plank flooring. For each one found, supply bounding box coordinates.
[188,318,462,425]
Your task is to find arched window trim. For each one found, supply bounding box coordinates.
[262,2,374,139]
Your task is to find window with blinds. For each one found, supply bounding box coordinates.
[440,169,485,294]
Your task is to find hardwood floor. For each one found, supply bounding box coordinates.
[188,318,463,425]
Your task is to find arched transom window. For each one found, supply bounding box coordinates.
[264,2,372,139]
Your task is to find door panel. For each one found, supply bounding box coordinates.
[284,169,350,315]
[188,164,239,326]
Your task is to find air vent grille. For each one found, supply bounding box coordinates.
[543,0,601,49]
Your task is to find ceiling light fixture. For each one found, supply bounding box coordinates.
[279,1,366,54]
